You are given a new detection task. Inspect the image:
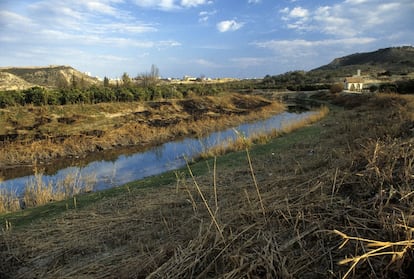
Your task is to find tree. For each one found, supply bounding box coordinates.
[122,72,132,87]
[150,64,159,80]
[23,87,48,105]
[71,72,78,89]
[103,76,110,87]
[137,64,160,88]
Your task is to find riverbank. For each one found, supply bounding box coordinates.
[0,93,284,171]
[1,92,414,278]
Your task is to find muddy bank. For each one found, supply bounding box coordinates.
[0,93,284,171]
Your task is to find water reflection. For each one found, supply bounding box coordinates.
[1,111,315,194]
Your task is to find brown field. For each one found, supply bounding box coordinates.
[1,92,414,278]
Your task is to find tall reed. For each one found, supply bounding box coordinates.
[0,188,21,213]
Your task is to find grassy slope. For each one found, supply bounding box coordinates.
[1,92,414,278]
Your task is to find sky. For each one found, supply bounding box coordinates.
[0,0,413,79]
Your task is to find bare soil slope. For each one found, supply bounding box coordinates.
[0,66,100,89]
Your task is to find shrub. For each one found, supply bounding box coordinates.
[330,82,344,94]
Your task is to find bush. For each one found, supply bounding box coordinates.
[0,91,13,107]
[330,83,344,94]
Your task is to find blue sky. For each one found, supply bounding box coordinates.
[1,0,413,79]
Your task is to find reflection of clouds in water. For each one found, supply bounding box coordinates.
[3,111,315,193]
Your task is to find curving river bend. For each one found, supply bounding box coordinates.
[1,110,316,194]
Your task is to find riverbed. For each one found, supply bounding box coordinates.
[1,110,316,194]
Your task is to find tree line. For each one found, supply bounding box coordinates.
[0,81,236,108]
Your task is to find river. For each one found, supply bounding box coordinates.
[1,110,315,194]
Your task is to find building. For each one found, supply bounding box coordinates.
[344,69,364,92]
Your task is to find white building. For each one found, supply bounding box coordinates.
[344,70,364,92]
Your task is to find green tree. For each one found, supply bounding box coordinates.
[71,72,78,89]
[103,76,110,87]
[122,72,132,87]
[116,87,134,102]
[23,87,48,105]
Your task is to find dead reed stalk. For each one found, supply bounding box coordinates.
[334,229,414,279]
[185,159,225,243]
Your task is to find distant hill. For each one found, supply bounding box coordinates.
[0,65,100,90]
[260,46,414,91]
[311,46,414,76]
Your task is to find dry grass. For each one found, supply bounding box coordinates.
[280,105,329,134]
[23,169,96,208]
[0,168,96,213]
[335,229,414,279]
[0,94,284,167]
[0,93,413,278]
[199,105,329,159]
[0,189,20,214]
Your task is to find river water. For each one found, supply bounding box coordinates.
[1,111,315,194]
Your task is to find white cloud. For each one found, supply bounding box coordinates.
[194,59,222,68]
[248,0,261,4]
[133,0,177,10]
[0,10,35,31]
[280,0,413,37]
[252,37,378,70]
[199,10,216,22]
[217,20,244,32]
[280,6,310,31]
[132,0,211,10]
[84,1,119,16]
[230,57,268,68]
[289,7,309,18]
[0,0,181,63]
[254,38,377,50]
[344,0,369,4]
[181,0,210,8]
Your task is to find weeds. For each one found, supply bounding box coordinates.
[1,169,96,212]
[0,189,20,214]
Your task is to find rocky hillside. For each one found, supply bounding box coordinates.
[312,46,414,76]
[0,65,100,90]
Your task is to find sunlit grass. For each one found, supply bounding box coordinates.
[199,106,329,159]
[0,168,96,213]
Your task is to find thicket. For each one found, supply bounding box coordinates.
[260,71,332,91]
[379,79,414,94]
[0,82,237,108]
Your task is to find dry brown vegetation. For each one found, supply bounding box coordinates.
[198,106,330,159]
[0,92,414,278]
[0,93,284,168]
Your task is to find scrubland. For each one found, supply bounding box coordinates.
[0,92,414,278]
